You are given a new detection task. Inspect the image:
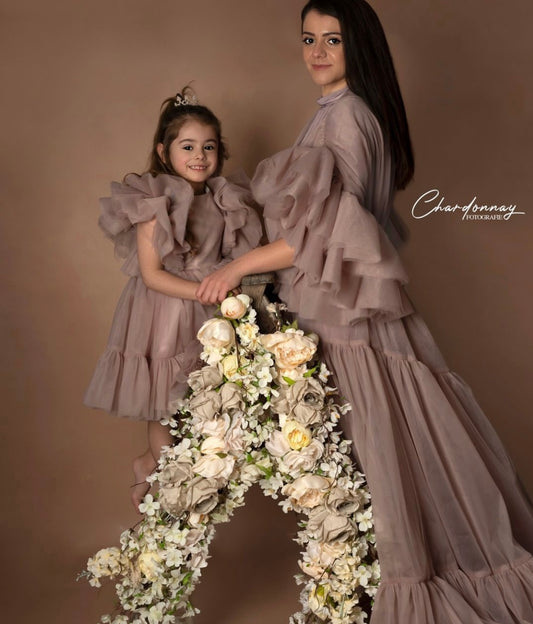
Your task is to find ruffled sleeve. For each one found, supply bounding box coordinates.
[251,145,414,325]
[208,171,263,259]
[98,172,194,276]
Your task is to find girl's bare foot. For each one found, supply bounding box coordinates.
[131,452,156,513]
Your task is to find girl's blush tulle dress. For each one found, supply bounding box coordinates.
[252,87,533,623]
[84,172,262,421]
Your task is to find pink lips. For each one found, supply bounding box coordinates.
[312,64,331,70]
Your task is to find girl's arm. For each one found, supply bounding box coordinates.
[196,238,295,305]
[137,218,199,300]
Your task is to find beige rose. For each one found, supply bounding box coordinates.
[282,474,331,509]
[137,551,163,582]
[265,430,291,457]
[282,419,312,450]
[158,461,193,487]
[188,366,223,392]
[194,454,235,481]
[279,439,324,476]
[220,382,244,414]
[220,353,239,378]
[200,436,227,455]
[325,487,362,516]
[160,476,220,516]
[271,378,326,426]
[307,507,355,543]
[197,318,235,349]
[260,329,318,369]
[188,389,222,420]
[220,294,250,320]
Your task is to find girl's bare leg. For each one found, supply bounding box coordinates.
[131,421,174,513]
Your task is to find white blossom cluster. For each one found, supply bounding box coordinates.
[84,295,379,624]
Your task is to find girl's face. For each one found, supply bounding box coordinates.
[302,10,347,96]
[161,120,219,193]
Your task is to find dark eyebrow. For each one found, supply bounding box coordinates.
[301,30,342,37]
[178,138,218,143]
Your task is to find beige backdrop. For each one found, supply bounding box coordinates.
[1,0,532,622]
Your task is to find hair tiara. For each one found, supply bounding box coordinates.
[174,91,199,107]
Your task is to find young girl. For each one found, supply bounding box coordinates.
[84,87,262,511]
[197,1,533,622]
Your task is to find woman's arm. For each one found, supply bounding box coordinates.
[137,218,199,301]
[196,238,295,305]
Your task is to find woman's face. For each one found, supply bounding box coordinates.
[302,9,347,96]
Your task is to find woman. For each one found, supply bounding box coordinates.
[197,0,533,621]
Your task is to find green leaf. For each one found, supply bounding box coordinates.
[303,366,317,378]
[282,376,296,386]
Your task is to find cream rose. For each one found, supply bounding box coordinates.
[265,429,291,457]
[307,539,348,567]
[282,419,312,450]
[260,329,318,369]
[279,439,324,476]
[137,551,163,582]
[220,294,250,320]
[224,413,245,453]
[199,414,230,438]
[220,353,239,378]
[200,436,227,455]
[188,366,223,392]
[282,474,331,509]
[194,454,235,481]
[197,318,235,349]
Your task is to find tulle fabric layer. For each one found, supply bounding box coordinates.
[298,313,533,622]
[84,277,213,421]
[251,145,414,325]
[98,172,262,277]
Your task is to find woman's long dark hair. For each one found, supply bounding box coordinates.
[302,0,414,190]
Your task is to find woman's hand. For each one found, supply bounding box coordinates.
[197,263,244,305]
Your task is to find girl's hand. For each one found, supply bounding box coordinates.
[197,264,243,305]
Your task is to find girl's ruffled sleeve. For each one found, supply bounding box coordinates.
[98,173,193,276]
[251,145,414,325]
[209,172,263,259]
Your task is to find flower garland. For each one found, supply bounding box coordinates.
[83,296,380,624]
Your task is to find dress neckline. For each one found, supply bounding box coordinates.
[317,86,350,107]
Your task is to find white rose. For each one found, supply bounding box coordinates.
[265,430,291,457]
[236,322,258,346]
[197,318,235,349]
[282,474,331,509]
[194,454,235,481]
[220,353,239,378]
[200,436,227,455]
[220,294,250,319]
[137,551,163,582]
[282,419,312,450]
[260,330,318,369]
